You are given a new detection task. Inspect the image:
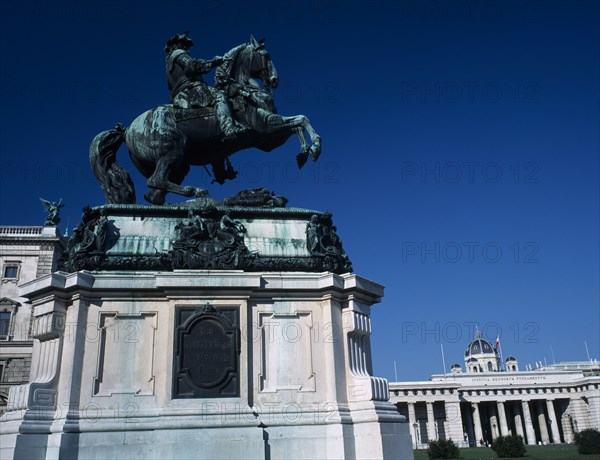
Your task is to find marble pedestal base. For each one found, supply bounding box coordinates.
[0,270,413,460]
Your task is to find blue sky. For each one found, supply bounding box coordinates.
[1,1,598,381]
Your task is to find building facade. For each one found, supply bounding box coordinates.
[0,226,66,413]
[390,333,600,448]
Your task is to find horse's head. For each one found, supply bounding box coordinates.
[221,36,278,92]
[248,35,278,90]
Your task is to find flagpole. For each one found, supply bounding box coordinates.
[440,343,447,375]
[585,341,591,362]
[393,360,398,382]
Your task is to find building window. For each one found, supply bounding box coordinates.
[0,311,10,337]
[2,263,20,280]
[487,361,493,371]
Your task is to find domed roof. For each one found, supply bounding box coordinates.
[464,331,497,357]
[505,356,517,362]
[451,363,462,369]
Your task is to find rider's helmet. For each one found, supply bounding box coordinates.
[165,32,194,53]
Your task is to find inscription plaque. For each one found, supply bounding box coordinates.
[173,305,240,398]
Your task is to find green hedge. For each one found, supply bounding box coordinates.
[427,439,460,459]
[574,428,600,455]
[490,435,526,458]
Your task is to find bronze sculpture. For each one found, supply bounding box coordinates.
[39,198,63,226]
[90,34,321,206]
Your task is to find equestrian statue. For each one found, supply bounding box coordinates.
[90,33,321,205]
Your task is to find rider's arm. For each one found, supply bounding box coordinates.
[177,53,213,77]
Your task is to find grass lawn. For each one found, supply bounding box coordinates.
[413,444,599,460]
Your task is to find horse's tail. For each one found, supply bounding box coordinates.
[89,123,136,204]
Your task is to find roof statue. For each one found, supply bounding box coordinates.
[90,33,321,205]
[39,198,63,226]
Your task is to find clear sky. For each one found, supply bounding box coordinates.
[0,0,598,381]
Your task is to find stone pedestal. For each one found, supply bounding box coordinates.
[1,271,412,459]
[0,203,413,460]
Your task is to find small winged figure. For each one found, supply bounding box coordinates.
[40,198,64,226]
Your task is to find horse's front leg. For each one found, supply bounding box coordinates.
[276,114,322,165]
[294,127,310,168]
[259,111,322,167]
[302,119,321,163]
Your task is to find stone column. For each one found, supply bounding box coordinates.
[427,401,436,442]
[521,400,537,445]
[408,403,417,448]
[489,403,499,439]
[536,400,550,444]
[546,400,561,444]
[512,402,525,438]
[497,401,509,436]
[445,401,464,443]
[472,403,484,445]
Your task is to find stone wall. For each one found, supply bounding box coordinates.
[0,357,32,414]
[2,357,31,383]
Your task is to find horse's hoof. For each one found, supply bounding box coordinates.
[297,152,309,169]
[194,188,209,198]
[182,187,196,197]
[309,145,321,162]
[144,190,166,206]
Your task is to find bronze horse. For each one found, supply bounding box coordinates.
[90,36,321,205]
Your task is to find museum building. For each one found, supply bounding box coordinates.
[389,332,600,449]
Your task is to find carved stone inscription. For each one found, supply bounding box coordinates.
[173,305,240,398]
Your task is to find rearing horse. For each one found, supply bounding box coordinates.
[90,36,321,205]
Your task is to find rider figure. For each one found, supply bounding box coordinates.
[165,32,247,141]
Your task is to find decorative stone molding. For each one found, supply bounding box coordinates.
[7,299,66,411]
[343,307,389,402]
